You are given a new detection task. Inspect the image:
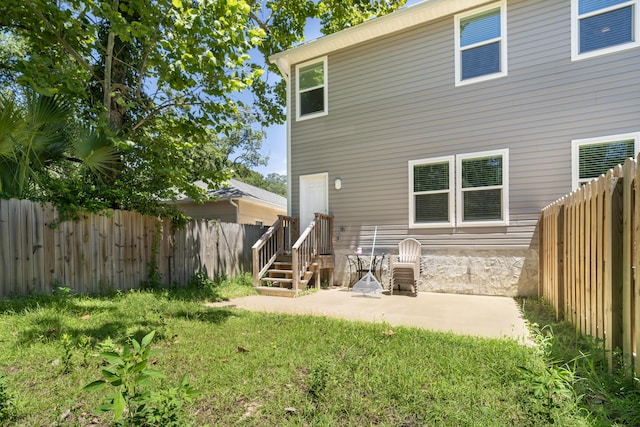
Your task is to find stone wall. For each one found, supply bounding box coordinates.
[337,248,538,297]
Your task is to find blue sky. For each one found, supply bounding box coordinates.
[253,0,423,175]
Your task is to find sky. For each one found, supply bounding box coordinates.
[253,0,423,176]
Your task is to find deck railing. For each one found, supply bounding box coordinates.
[251,215,299,287]
[253,213,333,290]
[291,213,334,291]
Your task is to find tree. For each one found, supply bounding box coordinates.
[0,0,405,213]
[0,91,116,199]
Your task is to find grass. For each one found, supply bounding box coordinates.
[0,276,615,426]
[518,298,640,426]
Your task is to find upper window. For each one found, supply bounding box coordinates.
[454,1,507,86]
[572,0,639,60]
[571,133,639,188]
[295,57,328,121]
[409,149,509,228]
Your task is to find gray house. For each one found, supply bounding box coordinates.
[264,0,640,296]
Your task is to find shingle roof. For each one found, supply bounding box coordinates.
[200,179,287,208]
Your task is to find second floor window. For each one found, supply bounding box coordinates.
[296,57,328,121]
[572,0,639,60]
[455,1,507,86]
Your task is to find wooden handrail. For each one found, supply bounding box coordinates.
[291,213,334,291]
[252,215,298,287]
[253,213,332,292]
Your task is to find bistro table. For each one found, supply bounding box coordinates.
[346,249,387,288]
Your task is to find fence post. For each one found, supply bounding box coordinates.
[622,159,636,376]
[557,204,565,320]
[604,167,624,371]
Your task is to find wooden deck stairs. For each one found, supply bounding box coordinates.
[252,214,334,297]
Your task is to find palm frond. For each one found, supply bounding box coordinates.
[72,129,119,175]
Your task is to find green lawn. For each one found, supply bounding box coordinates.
[0,276,630,426]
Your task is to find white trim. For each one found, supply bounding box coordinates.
[286,70,292,215]
[408,156,455,228]
[455,148,509,227]
[269,0,494,73]
[571,0,639,61]
[571,132,640,188]
[454,1,508,87]
[295,57,328,121]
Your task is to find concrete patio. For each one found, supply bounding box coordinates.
[207,288,531,343]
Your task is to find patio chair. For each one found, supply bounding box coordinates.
[389,238,421,296]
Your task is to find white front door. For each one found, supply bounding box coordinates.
[299,173,328,226]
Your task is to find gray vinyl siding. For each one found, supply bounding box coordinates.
[289,0,640,251]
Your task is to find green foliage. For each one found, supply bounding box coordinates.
[0,374,16,424]
[307,357,333,401]
[60,333,75,374]
[85,331,199,425]
[233,168,287,197]
[0,0,403,214]
[0,91,116,199]
[520,298,640,426]
[518,324,579,423]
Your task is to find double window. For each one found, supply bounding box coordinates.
[572,0,639,60]
[295,57,328,121]
[572,133,639,188]
[409,149,509,228]
[454,1,507,86]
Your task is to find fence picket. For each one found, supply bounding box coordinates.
[0,199,263,298]
[540,157,639,376]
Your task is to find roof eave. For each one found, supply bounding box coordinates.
[268,0,492,72]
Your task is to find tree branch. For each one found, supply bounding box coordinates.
[27,2,102,84]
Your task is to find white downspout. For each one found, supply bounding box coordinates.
[230,199,239,223]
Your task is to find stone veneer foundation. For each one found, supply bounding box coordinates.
[338,248,538,297]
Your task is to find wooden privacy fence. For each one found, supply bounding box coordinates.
[539,155,638,376]
[0,198,266,297]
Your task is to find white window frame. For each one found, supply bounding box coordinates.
[571,0,640,61]
[408,149,509,228]
[456,149,509,227]
[408,156,455,228]
[454,1,508,87]
[295,56,328,121]
[571,133,640,188]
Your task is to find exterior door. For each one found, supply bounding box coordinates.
[299,173,328,226]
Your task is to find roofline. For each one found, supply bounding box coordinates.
[232,196,287,211]
[269,0,492,76]
[170,194,286,210]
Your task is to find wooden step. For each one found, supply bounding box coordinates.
[273,262,292,269]
[260,276,309,289]
[254,287,298,297]
[267,269,294,275]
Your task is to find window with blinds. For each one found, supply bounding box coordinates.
[572,134,639,188]
[409,156,454,226]
[409,149,509,228]
[572,0,638,60]
[455,2,507,86]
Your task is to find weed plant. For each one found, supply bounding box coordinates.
[520,298,640,426]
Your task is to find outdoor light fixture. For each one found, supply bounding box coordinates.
[334,178,342,190]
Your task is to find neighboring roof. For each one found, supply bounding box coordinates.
[209,179,286,208]
[269,0,491,76]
